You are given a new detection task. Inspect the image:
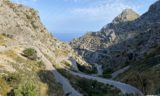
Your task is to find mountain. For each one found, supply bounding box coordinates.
[1,0,140,96]
[70,0,160,95]
[70,8,141,67]
[0,0,94,96]
[112,9,139,24]
[1,0,159,95]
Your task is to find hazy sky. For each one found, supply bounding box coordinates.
[12,0,157,41]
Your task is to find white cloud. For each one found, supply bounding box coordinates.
[12,0,38,4]
[70,0,140,22]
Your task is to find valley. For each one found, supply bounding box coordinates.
[0,0,160,96]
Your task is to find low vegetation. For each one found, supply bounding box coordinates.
[38,70,64,96]
[0,70,64,96]
[77,63,96,74]
[0,49,64,96]
[31,21,38,29]
[57,68,122,96]
[2,33,13,39]
[14,81,37,96]
[117,46,160,95]
[102,68,113,78]
[22,48,37,60]
[0,33,13,46]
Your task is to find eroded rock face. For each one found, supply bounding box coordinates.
[0,0,50,43]
[0,0,91,68]
[70,8,140,65]
[70,0,160,71]
[149,0,160,13]
[112,9,139,24]
[0,1,93,95]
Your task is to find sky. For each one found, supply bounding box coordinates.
[12,0,157,41]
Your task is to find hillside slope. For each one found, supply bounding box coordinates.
[0,0,93,95]
[70,0,160,95]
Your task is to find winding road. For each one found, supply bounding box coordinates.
[111,66,130,79]
[0,45,144,96]
[0,45,82,96]
[25,45,83,96]
[93,63,103,76]
[70,71,144,96]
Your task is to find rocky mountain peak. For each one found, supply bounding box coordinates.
[149,0,160,12]
[112,9,139,24]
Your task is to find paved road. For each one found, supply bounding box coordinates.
[0,45,82,96]
[41,55,82,96]
[94,63,103,76]
[27,46,82,96]
[0,45,144,96]
[111,66,130,79]
[70,71,144,96]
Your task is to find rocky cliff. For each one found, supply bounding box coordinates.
[0,0,159,95]
[70,0,160,69]
[0,0,92,95]
[70,0,160,94]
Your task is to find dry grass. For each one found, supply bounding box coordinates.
[0,48,64,96]
[0,79,11,96]
[0,35,6,46]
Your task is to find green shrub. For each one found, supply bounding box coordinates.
[57,69,121,96]
[2,73,19,84]
[103,74,112,78]
[77,63,96,74]
[15,82,37,96]
[103,68,113,78]
[31,21,38,29]
[145,46,160,58]
[37,60,45,68]
[22,48,37,60]
[2,33,13,38]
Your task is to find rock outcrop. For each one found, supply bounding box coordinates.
[70,0,160,94]
[0,0,92,95]
[70,8,141,66]
[112,9,139,24]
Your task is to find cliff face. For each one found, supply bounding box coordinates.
[0,0,160,95]
[70,0,160,73]
[0,0,92,68]
[0,0,52,44]
[112,9,139,24]
[0,0,92,95]
[70,9,139,49]
[70,0,160,94]
[70,8,141,66]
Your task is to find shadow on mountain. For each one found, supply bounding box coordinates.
[37,70,64,96]
[73,13,160,95]
[54,68,125,96]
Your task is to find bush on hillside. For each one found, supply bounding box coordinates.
[22,48,37,60]
[2,33,13,38]
[102,68,113,78]
[14,82,37,96]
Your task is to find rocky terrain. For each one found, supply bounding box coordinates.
[70,0,160,95]
[0,0,145,96]
[1,0,160,95]
[0,0,93,95]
